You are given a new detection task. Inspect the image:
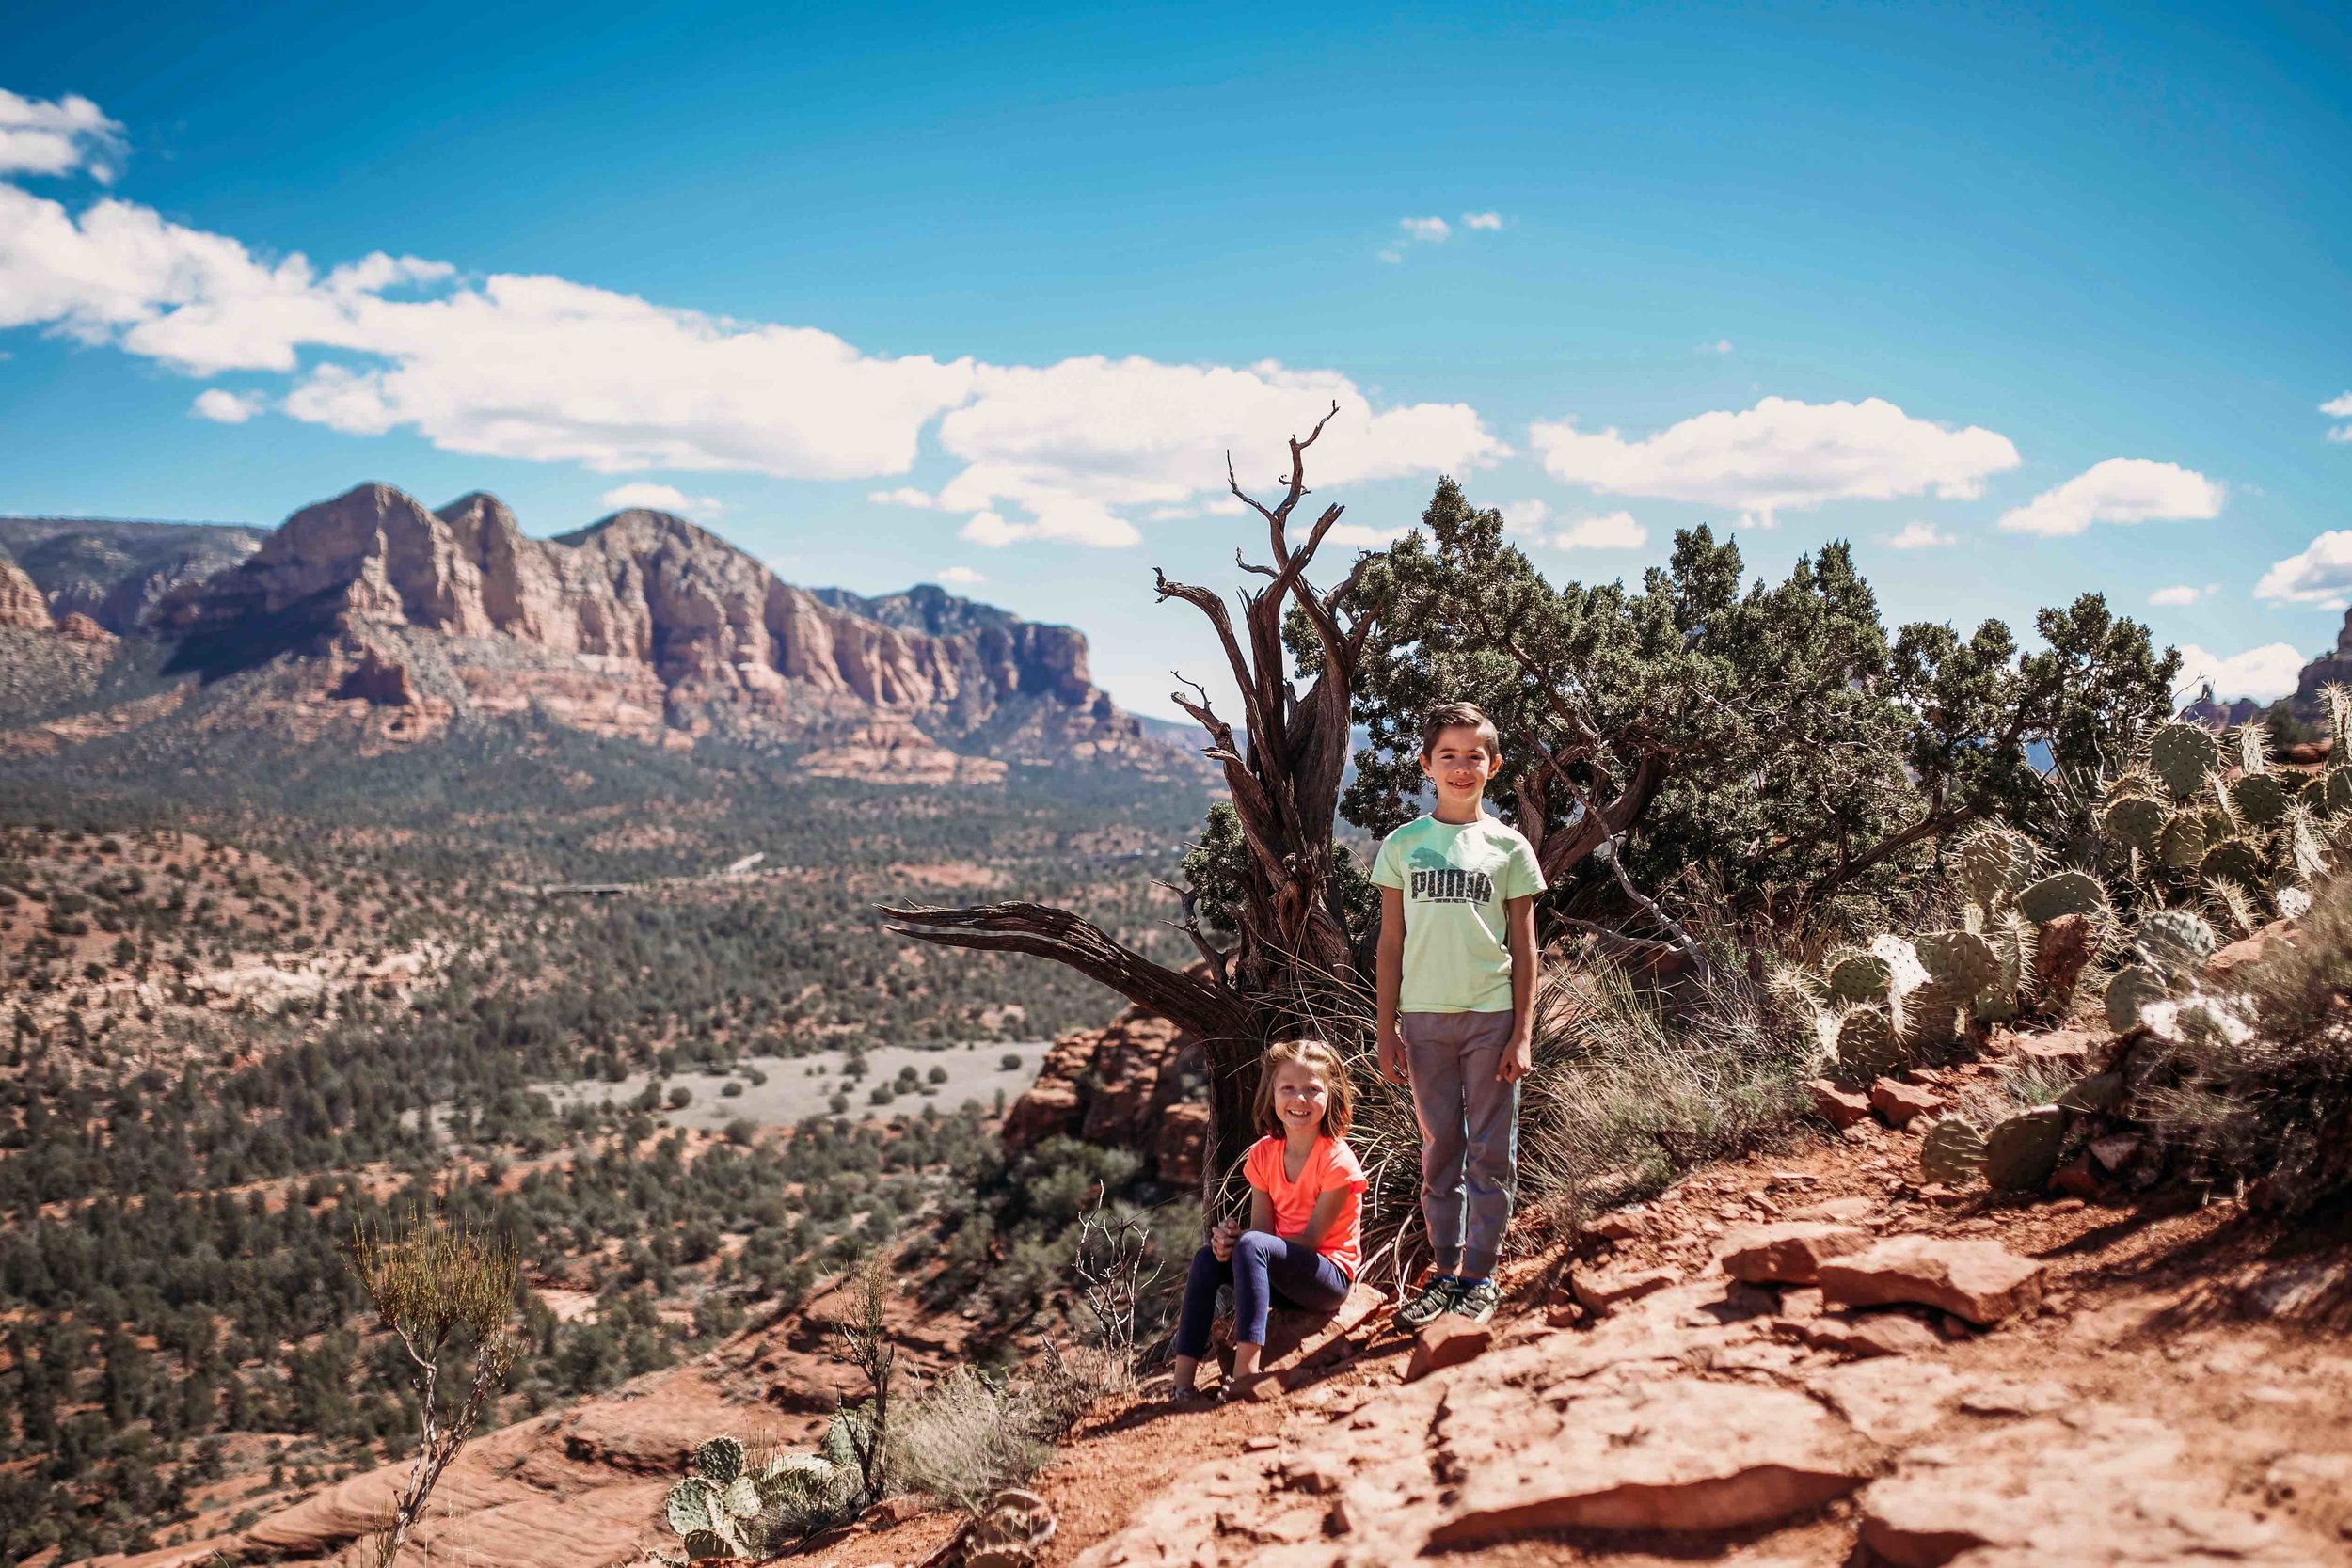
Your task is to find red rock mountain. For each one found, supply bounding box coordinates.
[148,483,1179,773]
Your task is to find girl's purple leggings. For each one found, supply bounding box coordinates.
[1172,1230,1351,1359]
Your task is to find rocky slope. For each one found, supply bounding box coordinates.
[0,515,265,633]
[6,485,1193,778]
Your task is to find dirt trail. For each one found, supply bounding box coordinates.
[818,1104,2352,1568]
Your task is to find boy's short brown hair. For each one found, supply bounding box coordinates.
[1419,701,1502,762]
[1253,1037,1356,1140]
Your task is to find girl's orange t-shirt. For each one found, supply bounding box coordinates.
[1242,1133,1367,1280]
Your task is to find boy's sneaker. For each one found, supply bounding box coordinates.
[1394,1276,1459,1329]
[1449,1279,1502,1323]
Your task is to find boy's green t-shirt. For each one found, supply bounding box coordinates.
[1370,814,1547,1014]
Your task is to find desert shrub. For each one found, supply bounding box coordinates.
[888,1368,1054,1513]
[2135,873,2352,1210]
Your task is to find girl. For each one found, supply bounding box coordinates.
[1168,1037,1366,1402]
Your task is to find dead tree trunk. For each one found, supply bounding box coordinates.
[884,404,1375,1196]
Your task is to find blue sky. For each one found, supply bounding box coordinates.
[2,0,2346,720]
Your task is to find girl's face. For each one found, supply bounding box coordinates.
[1271,1061,1330,1136]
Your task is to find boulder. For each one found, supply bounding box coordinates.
[1868,1078,1948,1128]
[1777,1308,1942,1359]
[1215,1282,1386,1386]
[1404,1318,1493,1383]
[1427,1377,1883,1545]
[1818,1236,2044,1326]
[1808,1078,1873,1129]
[1721,1222,1872,1285]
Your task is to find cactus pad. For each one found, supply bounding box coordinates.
[2058,1072,2122,1113]
[1953,826,2035,911]
[1823,947,1894,1004]
[1915,929,2001,996]
[2016,869,2104,925]
[2156,810,2208,870]
[1984,1105,2066,1192]
[2102,795,2167,856]
[1835,1006,1905,1082]
[682,1528,739,1561]
[668,1478,723,1538]
[691,1436,745,1486]
[2230,772,2288,827]
[2135,909,2217,976]
[2328,769,2352,816]
[2150,721,2220,800]
[1919,1117,1988,1185]
[2103,965,2168,1033]
[2199,836,2267,891]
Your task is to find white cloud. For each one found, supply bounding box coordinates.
[2148,583,2211,607]
[2257,530,2352,606]
[1883,520,1957,549]
[1697,339,1734,355]
[2325,391,2352,442]
[0,89,122,182]
[1995,457,2225,537]
[935,565,985,585]
[1376,247,1404,264]
[1550,511,1647,549]
[190,387,263,423]
[1323,522,1408,547]
[2174,642,2307,704]
[600,482,722,518]
[1462,211,1503,230]
[1502,499,1645,549]
[1400,216,1451,244]
[0,128,1504,552]
[933,357,1502,547]
[1529,396,2019,526]
[867,486,937,508]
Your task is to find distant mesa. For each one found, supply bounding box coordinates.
[2,483,1197,779]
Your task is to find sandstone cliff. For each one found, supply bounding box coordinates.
[142,483,1180,773]
[0,516,265,632]
[1004,1001,1209,1186]
[0,554,50,630]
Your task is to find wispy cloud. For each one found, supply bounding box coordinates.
[1696,339,1734,356]
[867,486,938,508]
[1501,499,1645,549]
[190,388,264,423]
[1996,458,2224,537]
[2175,642,2307,703]
[935,565,984,585]
[1399,215,1452,243]
[2257,530,2352,606]
[1883,520,1956,549]
[1322,522,1409,547]
[0,95,1504,553]
[0,88,122,182]
[2324,391,2352,443]
[601,482,723,518]
[1461,211,1503,230]
[2148,583,2212,607]
[1530,397,2018,528]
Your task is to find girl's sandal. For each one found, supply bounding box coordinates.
[1168,1384,1216,1406]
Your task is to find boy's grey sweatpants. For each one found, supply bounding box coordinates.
[1401,1009,1518,1280]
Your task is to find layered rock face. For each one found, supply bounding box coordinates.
[151,483,1167,768]
[0,556,48,630]
[1003,1001,1209,1185]
[0,516,265,632]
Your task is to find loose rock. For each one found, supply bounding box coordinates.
[1869,1077,1949,1128]
[1721,1221,1872,1285]
[1405,1319,1493,1383]
[1807,1078,1873,1129]
[1818,1235,2045,1326]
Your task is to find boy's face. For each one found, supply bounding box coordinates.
[1421,725,1500,809]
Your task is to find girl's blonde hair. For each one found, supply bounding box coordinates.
[1252,1037,1355,1140]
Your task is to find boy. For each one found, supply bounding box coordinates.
[1371,701,1544,1326]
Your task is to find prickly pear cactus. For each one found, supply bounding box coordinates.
[692,1436,746,1486]
[1984,1105,2065,1192]
[668,1477,724,1538]
[2323,769,2352,817]
[1919,1117,1989,1185]
[1915,929,2001,996]
[2231,772,2289,828]
[681,1528,739,1561]
[2156,811,2208,870]
[1823,947,1893,1005]
[1835,1006,1905,1081]
[2102,795,2167,856]
[2198,836,2267,892]
[2135,908,2217,977]
[2150,721,2220,800]
[2015,869,2104,925]
[2103,965,2169,1033]
[1953,826,2035,914]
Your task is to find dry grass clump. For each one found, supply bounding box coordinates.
[2137,874,2352,1211]
[890,1342,1122,1515]
[1340,943,1813,1286]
